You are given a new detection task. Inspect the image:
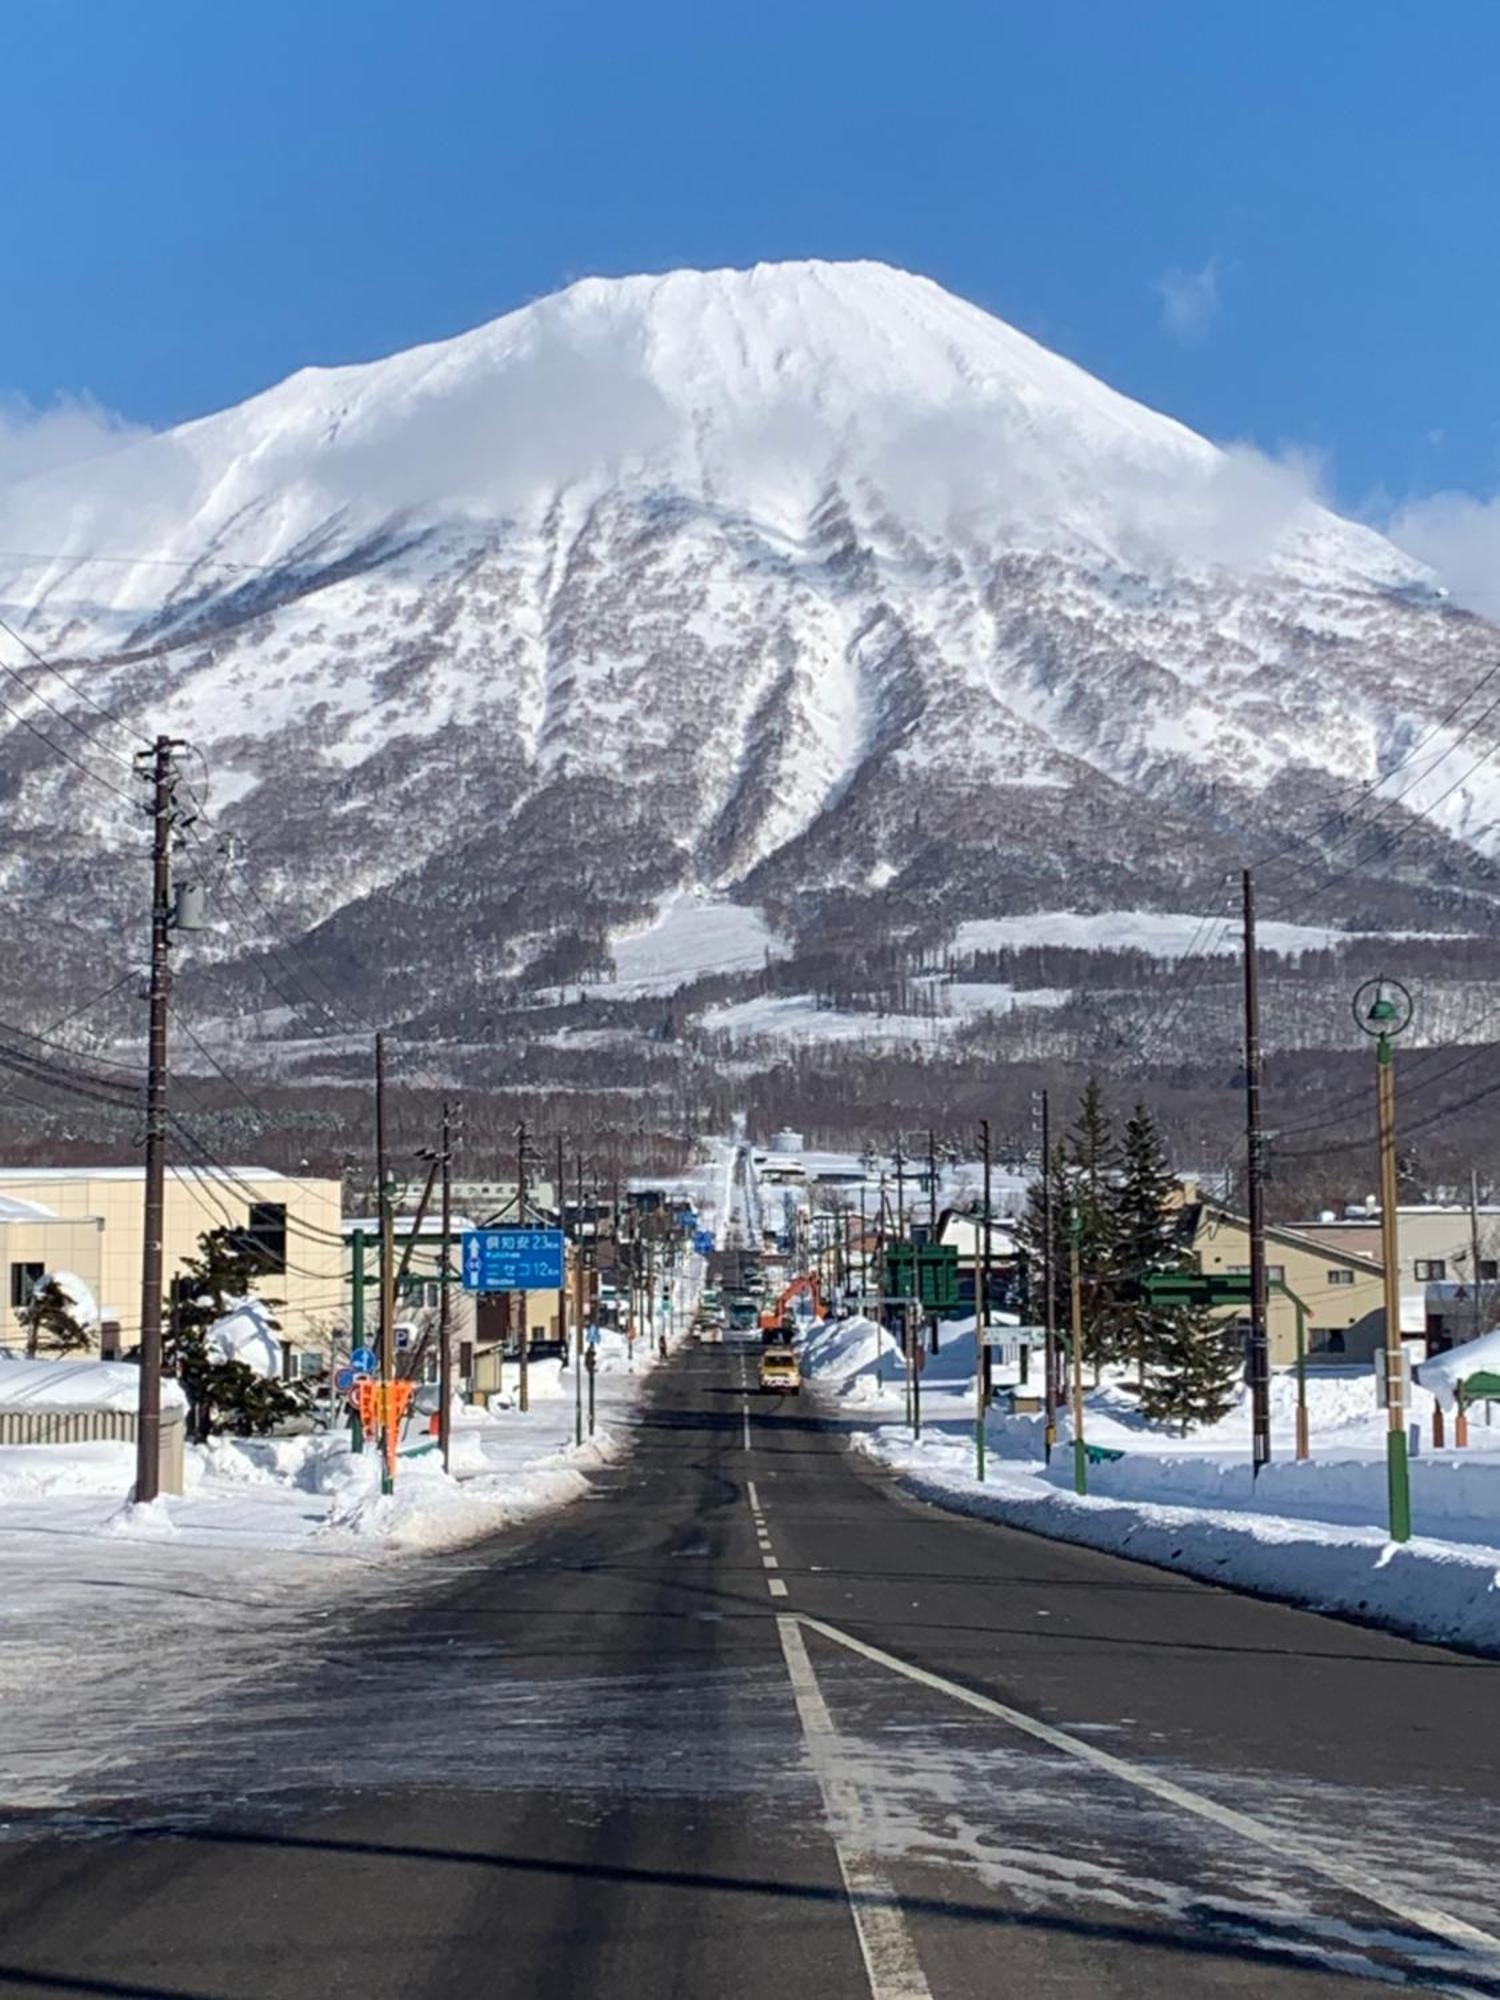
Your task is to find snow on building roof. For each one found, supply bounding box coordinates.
[0,1192,58,1221]
[0,1357,186,1412]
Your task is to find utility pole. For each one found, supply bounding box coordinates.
[1042,1088,1057,1464]
[1243,869,1271,1476]
[927,1128,938,1233]
[376,1033,397,1496]
[1471,1166,1484,1341]
[134,735,189,1506]
[574,1151,586,1446]
[1070,1214,1087,1497]
[976,1117,990,1481]
[555,1130,568,1396]
[438,1101,454,1475]
[1358,978,1414,1542]
[516,1121,530,1413]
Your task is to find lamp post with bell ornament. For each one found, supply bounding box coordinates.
[1356,976,1414,1543]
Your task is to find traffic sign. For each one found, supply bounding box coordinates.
[334,1364,362,1394]
[883,1243,960,1312]
[461,1227,566,1292]
[350,1345,377,1373]
[1142,1272,1253,1307]
[693,1229,715,1256]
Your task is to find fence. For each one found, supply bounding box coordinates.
[0,1405,186,1493]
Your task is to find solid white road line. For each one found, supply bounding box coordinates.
[796,1614,1500,1964]
[777,1615,933,2000]
[742,1398,751,1451]
[768,1578,789,1598]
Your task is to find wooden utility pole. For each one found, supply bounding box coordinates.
[555,1130,568,1388]
[976,1118,990,1481]
[1042,1087,1057,1463]
[516,1121,530,1413]
[1070,1219,1087,1496]
[376,1032,397,1494]
[134,735,184,1505]
[1471,1166,1484,1341]
[574,1151,586,1446]
[438,1101,454,1474]
[1242,868,1271,1475]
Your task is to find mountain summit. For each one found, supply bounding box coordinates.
[0,261,1492,1053]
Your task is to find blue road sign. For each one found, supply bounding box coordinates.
[693,1229,715,1255]
[461,1227,566,1292]
[350,1345,377,1374]
[334,1365,361,1394]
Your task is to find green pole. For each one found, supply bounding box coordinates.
[349,1226,366,1454]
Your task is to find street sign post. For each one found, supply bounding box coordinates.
[460,1227,566,1293]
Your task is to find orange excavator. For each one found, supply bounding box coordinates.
[759,1272,822,1333]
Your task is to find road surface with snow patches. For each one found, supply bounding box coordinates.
[1,1341,1499,1998]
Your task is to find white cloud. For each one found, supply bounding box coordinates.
[1386,490,1500,622]
[1155,259,1220,342]
[0,394,146,484]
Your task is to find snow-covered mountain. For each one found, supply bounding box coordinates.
[0,259,1496,1051]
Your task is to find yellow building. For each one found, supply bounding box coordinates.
[0,1166,343,1367]
[1186,1200,1387,1365]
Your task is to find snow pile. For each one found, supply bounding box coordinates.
[0,1357,186,1413]
[1415,1327,1500,1410]
[0,1439,136,1497]
[316,1443,589,1553]
[798,1316,904,1402]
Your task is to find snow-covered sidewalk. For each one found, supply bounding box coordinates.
[800,1316,1500,1654]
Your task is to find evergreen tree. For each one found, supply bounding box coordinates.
[1109,1101,1185,1390]
[1137,1306,1240,1433]
[22,1277,90,1357]
[164,1230,303,1443]
[1065,1078,1120,1376]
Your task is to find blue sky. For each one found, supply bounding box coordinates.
[4,0,1498,525]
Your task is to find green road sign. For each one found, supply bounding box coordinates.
[883,1242,960,1312]
[1142,1271,1253,1308]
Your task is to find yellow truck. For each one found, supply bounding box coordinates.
[758,1345,801,1394]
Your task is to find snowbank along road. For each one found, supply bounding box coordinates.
[2,1341,1499,1997]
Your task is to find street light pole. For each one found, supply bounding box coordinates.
[1357,977,1414,1543]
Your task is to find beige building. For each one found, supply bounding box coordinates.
[1295,1206,1500,1351]
[0,1166,342,1366]
[1186,1200,1387,1365]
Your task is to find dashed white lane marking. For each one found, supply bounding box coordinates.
[777,1615,932,2000]
[742,1399,751,1451]
[796,1614,1500,1964]
[768,1578,789,1598]
[762,1554,779,1569]
[746,1479,760,1510]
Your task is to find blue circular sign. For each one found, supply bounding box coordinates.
[350,1345,378,1374]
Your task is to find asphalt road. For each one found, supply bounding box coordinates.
[2,1341,1499,1998]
